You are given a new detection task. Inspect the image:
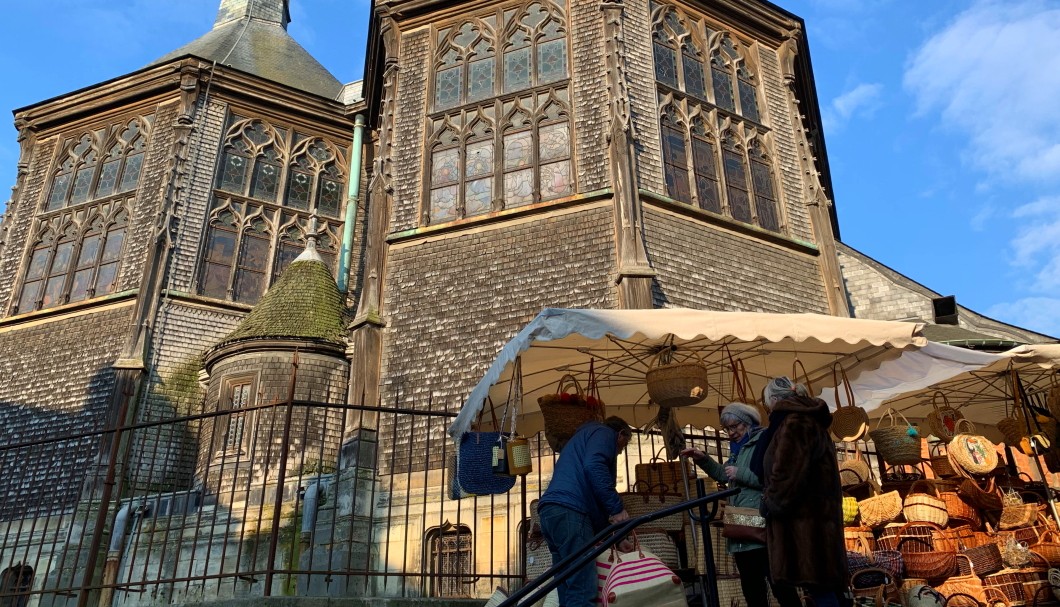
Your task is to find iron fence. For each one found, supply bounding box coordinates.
[0,388,896,607]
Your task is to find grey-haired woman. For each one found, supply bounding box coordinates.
[681,402,799,607]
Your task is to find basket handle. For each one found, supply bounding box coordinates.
[909,479,939,497]
[951,418,976,436]
[931,390,952,412]
[472,396,502,440]
[944,592,981,607]
[792,358,814,396]
[832,363,855,410]
[556,374,585,397]
[874,407,918,434]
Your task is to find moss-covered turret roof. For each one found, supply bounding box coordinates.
[217,248,346,347]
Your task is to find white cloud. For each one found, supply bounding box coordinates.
[1004,196,1060,294]
[903,0,1060,182]
[988,297,1060,338]
[823,83,883,132]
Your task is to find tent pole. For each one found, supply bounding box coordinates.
[1031,436,1060,527]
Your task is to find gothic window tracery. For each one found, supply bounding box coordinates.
[427,0,572,225]
[652,3,781,232]
[46,116,153,211]
[199,113,347,304]
[15,202,129,314]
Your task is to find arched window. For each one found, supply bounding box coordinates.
[425,523,473,597]
[426,0,572,225]
[749,138,779,231]
[651,4,779,232]
[14,204,128,314]
[0,564,33,607]
[45,116,152,211]
[721,131,752,224]
[200,113,347,304]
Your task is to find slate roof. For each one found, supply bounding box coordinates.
[216,251,347,348]
[149,17,342,100]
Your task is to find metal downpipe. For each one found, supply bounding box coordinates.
[338,114,366,294]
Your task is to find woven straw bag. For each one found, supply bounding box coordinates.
[851,568,902,606]
[840,442,873,487]
[637,529,680,569]
[621,491,686,532]
[948,419,999,476]
[870,408,923,466]
[940,491,981,529]
[644,349,709,408]
[927,391,965,442]
[831,363,869,441]
[859,490,903,528]
[904,548,958,582]
[538,374,604,452]
[904,480,949,527]
[998,400,1029,448]
[1032,531,1060,567]
[905,584,946,607]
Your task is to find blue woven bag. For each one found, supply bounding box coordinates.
[458,402,516,495]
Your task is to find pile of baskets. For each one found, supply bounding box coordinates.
[842,414,1060,607]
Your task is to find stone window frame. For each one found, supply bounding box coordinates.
[651,3,785,233]
[423,0,575,226]
[658,94,784,232]
[0,563,33,607]
[43,115,154,212]
[424,523,474,598]
[198,111,347,305]
[11,198,131,315]
[216,372,260,457]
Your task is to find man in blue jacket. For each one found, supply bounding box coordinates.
[538,416,632,606]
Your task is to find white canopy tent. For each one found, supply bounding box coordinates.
[448,308,1008,440]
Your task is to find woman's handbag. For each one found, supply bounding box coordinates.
[601,536,688,607]
[538,373,604,452]
[831,363,870,441]
[458,403,517,495]
[721,505,767,543]
[958,476,1003,512]
[870,409,924,466]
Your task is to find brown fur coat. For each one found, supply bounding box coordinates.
[760,394,848,590]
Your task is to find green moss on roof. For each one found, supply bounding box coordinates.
[218,258,347,347]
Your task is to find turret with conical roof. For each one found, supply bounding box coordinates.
[150,0,342,99]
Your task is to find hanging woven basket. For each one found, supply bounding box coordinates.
[949,419,999,476]
[831,363,869,441]
[644,350,710,408]
[869,408,923,466]
[927,391,965,442]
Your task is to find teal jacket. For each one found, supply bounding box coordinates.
[693,427,765,554]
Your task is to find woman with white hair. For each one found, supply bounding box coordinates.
[681,403,799,607]
[749,376,847,607]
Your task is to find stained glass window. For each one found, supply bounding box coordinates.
[723,147,752,224]
[683,44,706,100]
[42,118,151,212]
[691,123,721,213]
[653,41,678,88]
[750,144,779,231]
[662,122,691,203]
[14,206,128,314]
[427,2,572,223]
[202,211,238,300]
[711,63,736,113]
[234,219,270,304]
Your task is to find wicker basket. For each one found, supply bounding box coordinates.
[860,491,903,528]
[538,375,603,451]
[949,420,1000,476]
[984,569,1027,607]
[644,352,710,408]
[832,364,869,441]
[938,557,989,606]
[1001,503,1042,531]
[928,391,966,442]
[840,454,873,489]
[621,491,687,532]
[905,480,950,527]
[851,568,902,606]
[637,530,680,569]
[634,455,695,494]
[871,409,924,466]
[960,477,1004,512]
[961,542,1004,576]
[998,402,1028,448]
[931,441,960,478]
[941,491,982,529]
[1031,531,1060,566]
[845,527,877,555]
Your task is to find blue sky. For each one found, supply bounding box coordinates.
[1,0,1059,337]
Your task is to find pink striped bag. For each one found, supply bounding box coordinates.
[601,542,687,607]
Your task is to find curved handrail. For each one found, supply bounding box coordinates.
[497,486,738,607]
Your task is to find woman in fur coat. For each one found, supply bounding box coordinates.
[750,376,848,607]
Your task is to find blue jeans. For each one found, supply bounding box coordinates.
[538,504,597,607]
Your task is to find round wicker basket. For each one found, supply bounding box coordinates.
[645,361,710,408]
